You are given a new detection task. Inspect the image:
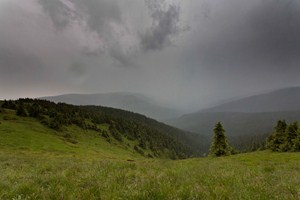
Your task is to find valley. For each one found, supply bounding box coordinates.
[1,98,300,199]
[2,0,300,198]
[165,87,300,152]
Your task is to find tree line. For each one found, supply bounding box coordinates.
[209,120,300,157]
[266,120,300,152]
[1,98,203,159]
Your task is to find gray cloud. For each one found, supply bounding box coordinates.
[140,1,182,51]
[69,61,86,76]
[248,0,300,65]
[1,0,300,111]
[109,47,138,68]
[38,0,122,35]
[188,0,300,70]
[38,0,185,65]
[0,47,42,76]
[175,0,300,109]
[38,0,74,30]
[74,0,122,35]
[38,0,137,68]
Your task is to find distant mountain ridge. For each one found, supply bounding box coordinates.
[41,92,182,120]
[201,87,300,113]
[165,111,300,152]
[165,87,300,151]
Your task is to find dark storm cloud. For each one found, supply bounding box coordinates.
[140,0,182,51]
[175,0,300,110]
[188,0,300,71]
[248,0,300,65]
[1,0,300,110]
[74,0,122,35]
[38,0,130,67]
[38,0,184,63]
[38,0,74,30]
[38,0,122,35]
[38,0,122,44]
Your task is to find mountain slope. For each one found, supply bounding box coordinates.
[167,111,300,136]
[165,111,300,151]
[164,87,300,151]
[0,109,139,159]
[41,93,182,120]
[1,99,205,158]
[201,87,300,113]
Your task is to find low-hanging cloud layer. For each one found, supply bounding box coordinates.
[0,0,300,111]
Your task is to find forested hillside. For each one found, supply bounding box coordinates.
[165,111,300,152]
[164,87,300,152]
[0,99,205,158]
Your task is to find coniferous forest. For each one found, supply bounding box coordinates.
[1,98,205,159]
[266,120,300,152]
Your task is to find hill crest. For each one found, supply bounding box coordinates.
[200,87,300,113]
[41,92,182,120]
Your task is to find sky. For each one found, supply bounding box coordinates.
[0,0,300,111]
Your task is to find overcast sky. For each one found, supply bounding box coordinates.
[0,0,300,111]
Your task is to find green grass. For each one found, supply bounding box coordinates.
[0,110,141,159]
[0,151,300,199]
[1,109,300,199]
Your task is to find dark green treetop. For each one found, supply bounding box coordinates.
[266,120,287,151]
[266,120,300,152]
[281,122,299,151]
[209,122,234,157]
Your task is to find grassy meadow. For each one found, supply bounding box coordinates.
[1,151,300,199]
[1,109,300,199]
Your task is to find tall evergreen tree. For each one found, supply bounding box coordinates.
[266,120,287,151]
[281,122,298,151]
[292,128,300,151]
[209,122,233,157]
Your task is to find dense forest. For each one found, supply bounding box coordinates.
[266,120,300,152]
[1,99,205,159]
[206,119,300,154]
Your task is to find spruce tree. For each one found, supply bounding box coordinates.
[209,122,233,157]
[292,128,300,151]
[266,120,287,151]
[281,122,298,151]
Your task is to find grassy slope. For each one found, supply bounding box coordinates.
[1,151,300,199]
[1,109,300,199]
[0,110,141,160]
[0,99,203,157]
